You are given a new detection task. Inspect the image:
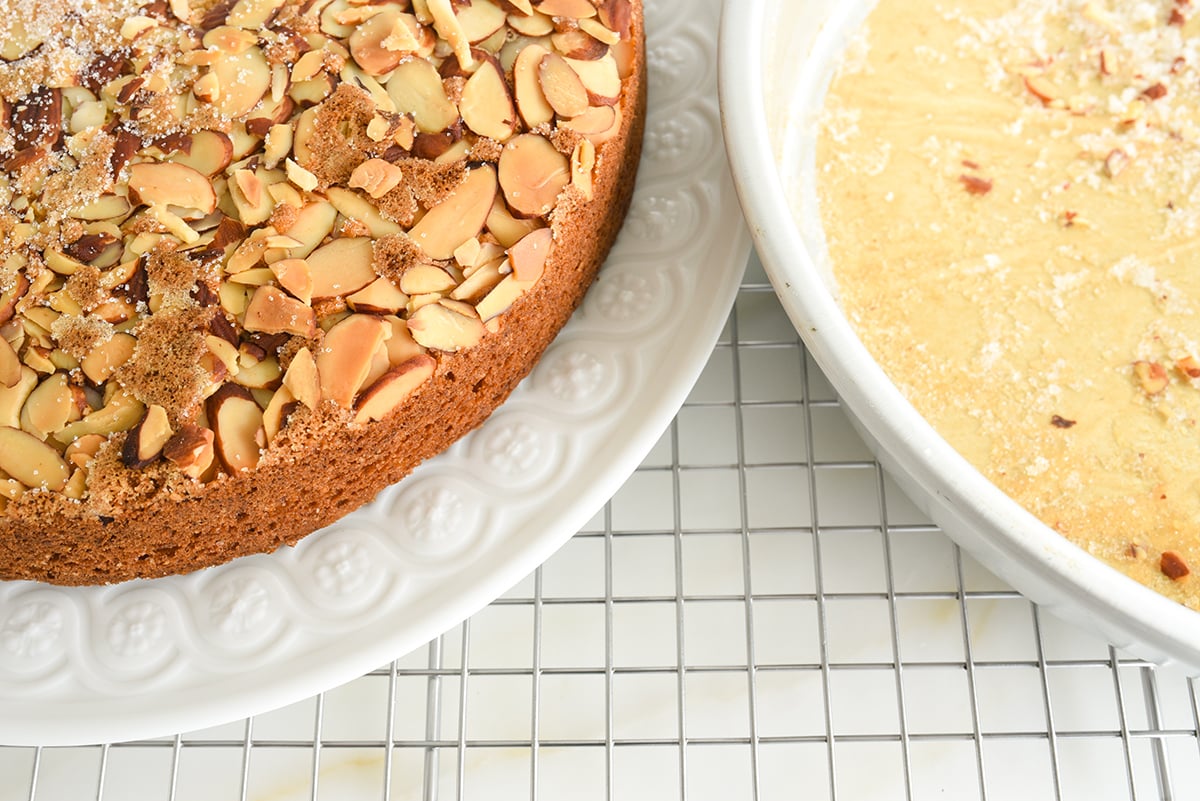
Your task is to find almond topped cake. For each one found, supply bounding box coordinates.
[0,0,644,584]
[818,0,1200,608]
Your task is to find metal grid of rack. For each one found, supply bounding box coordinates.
[4,253,1200,800]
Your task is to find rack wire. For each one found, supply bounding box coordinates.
[4,253,1200,800]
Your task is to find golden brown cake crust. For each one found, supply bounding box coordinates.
[0,1,646,585]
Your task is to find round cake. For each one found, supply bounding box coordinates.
[0,0,645,585]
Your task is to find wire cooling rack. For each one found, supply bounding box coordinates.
[4,252,1200,800]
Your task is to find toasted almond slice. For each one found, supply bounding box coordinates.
[498,134,570,218]
[121,404,174,468]
[485,194,541,247]
[354,354,437,423]
[283,346,321,409]
[382,316,426,366]
[64,433,107,469]
[307,237,379,299]
[560,103,621,145]
[571,137,596,199]
[0,337,19,388]
[325,186,404,237]
[207,384,264,472]
[19,373,75,439]
[128,162,218,214]
[163,423,216,480]
[457,0,508,42]
[261,385,298,442]
[244,285,319,338]
[508,10,553,36]
[535,0,595,17]
[80,332,137,384]
[513,43,555,129]
[234,356,282,389]
[450,258,506,302]
[0,367,38,429]
[347,276,409,314]
[551,28,609,60]
[52,389,144,444]
[269,258,315,304]
[68,194,133,221]
[209,46,272,118]
[461,56,518,141]
[350,5,407,75]
[539,52,589,118]
[0,426,70,491]
[508,227,553,282]
[1,18,43,61]
[349,158,405,199]
[409,164,498,259]
[387,57,460,133]
[565,53,622,105]
[317,314,392,407]
[399,263,458,295]
[475,273,538,321]
[169,130,235,176]
[281,200,338,258]
[407,299,485,352]
[427,0,475,69]
[225,0,286,28]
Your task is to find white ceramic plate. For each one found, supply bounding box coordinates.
[720,0,1200,674]
[0,0,750,747]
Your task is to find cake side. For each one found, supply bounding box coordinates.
[0,0,646,585]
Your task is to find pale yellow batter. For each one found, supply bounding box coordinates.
[819,0,1200,606]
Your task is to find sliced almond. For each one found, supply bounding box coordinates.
[354,354,437,423]
[207,384,264,472]
[65,433,107,469]
[269,258,315,304]
[325,186,404,237]
[508,227,553,282]
[283,346,321,409]
[163,424,216,480]
[387,57,460,133]
[348,158,405,199]
[52,389,144,444]
[407,299,485,352]
[281,200,338,258]
[80,332,137,384]
[347,276,410,314]
[69,194,133,221]
[383,316,426,366]
[307,236,379,299]
[121,404,174,468]
[498,134,570,218]
[243,285,319,338]
[317,313,392,407]
[399,263,458,295]
[513,43,555,129]
[0,337,20,388]
[128,162,218,214]
[0,426,70,491]
[350,5,407,76]
[460,56,518,141]
[209,46,272,118]
[476,273,538,321]
[19,373,75,439]
[225,0,286,29]
[560,103,621,145]
[539,52,589,118]
[408,164,498,259]
[0,367,39,429]
[565,54,622,105]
